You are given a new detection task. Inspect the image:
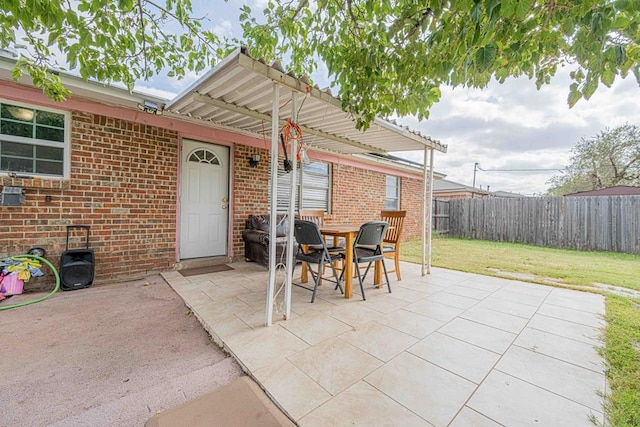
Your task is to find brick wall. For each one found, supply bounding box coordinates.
[329,163,425,239]
[0,112,179,284]
[232,144,271,258]
[230,158,427,260]
[330,164,386,223]
[400,176,425,238]
[1,109,430,280]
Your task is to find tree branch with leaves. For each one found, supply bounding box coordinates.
[0,0,231,101]
[240,0,640,129]
[1,0,639,130]
[546,124,640,196]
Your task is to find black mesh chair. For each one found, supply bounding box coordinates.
[343,221,391,300]
[293,220,345,303]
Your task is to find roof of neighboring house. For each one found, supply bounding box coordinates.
[433,179,490,196]
[564,186,640,196]
[492,190,527,198]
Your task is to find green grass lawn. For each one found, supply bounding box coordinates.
[402,236,640,291]
[402,236,640,427]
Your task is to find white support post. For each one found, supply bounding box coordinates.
[284,92,298,320]
[426,148,435,274]
[421,148,428,276]
[421,147,436,275]
[266,83,280,326]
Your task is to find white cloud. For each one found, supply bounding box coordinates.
[395,70,640,195]
[210,19,234,38]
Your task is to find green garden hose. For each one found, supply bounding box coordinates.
[0,254,60,311]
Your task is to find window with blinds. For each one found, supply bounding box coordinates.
[385,175,400,210]
[275,160,331,212]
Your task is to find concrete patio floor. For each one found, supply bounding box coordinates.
[162,261,608,427]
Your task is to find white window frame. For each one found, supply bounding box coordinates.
[385,175,400,210]
[276,160,332,212]
[0,99,70,179]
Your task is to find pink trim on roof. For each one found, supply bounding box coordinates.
[0,80,262,147]
[1,80,424,179]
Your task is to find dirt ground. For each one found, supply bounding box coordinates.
[0,275,243,427]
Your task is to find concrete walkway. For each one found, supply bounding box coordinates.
[0,275,243,427]
[162,261,607,427]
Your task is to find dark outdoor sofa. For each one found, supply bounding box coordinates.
[242,214,293,267]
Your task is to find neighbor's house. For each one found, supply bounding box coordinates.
[432,178,490,199]
[0,49,447,283]
[564,186,640,197]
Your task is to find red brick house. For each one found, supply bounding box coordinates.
[0,49,447,284]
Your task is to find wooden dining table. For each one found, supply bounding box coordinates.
[300,223,383,299]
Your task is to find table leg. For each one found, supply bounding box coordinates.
[300,245,308,283]
[344,233,354,298]
[374,260,382,286]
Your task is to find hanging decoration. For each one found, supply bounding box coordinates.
[279,118,308,172]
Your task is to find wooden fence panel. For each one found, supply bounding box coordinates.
[432,199,450,234]
[448,196,640,254]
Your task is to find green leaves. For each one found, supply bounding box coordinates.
[475,43,497,71]
[237,0,640,128]
[568,83,582,108]
[2,0,640,128]
[515,0,533,20]
[2,0,225,101]
[471,2,483,24]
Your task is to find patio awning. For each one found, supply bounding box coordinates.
[166,47,445,326]
[165,47,447,157]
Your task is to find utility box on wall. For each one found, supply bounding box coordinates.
[1,186,25,206]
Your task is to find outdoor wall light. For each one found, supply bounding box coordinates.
[249,153,261,168]
[137,100,163,115]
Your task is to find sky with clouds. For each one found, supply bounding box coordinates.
[136,1,640,196]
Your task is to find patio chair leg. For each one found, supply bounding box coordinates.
[381,259,392,293]
[329,261,343,294]
[355,260,366,301]
[394,254,401,281]
[308,262,320,303]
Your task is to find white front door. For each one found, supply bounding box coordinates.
[179,140,230,259]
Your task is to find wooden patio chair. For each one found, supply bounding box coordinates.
[296,210,344,283]
[380,210,406,281]
[297,209,325,225]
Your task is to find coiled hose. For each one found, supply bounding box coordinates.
[0,254,60,311]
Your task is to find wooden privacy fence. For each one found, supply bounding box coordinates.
[448,196,640,254]
[432,199,450,234]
